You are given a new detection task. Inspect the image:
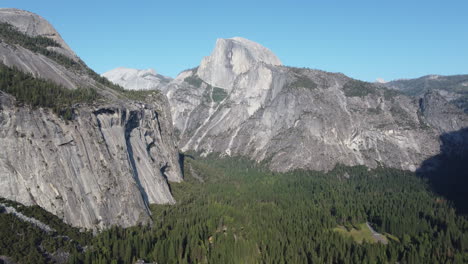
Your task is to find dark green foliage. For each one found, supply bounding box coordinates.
[287,67,318,90]
[0,22,59,49]
[417,128,468,214]
[383,87,400,101]
[452,94,468,113]
[0,22,127,96]
[0,22,59,48]
[65,156,468,264]
[389,104,419,129]
[289,75,318,89]
[212,87,227,103]
[0,63,98,119]
[389,74,468,97]
[0,198,92,264]
[184,75,204,87]
[0,22,83,71]
[367,107,381,115]
[343,79,377,97]
[387,75,468,112]
[184,75,228,104]
[0,22,150,109]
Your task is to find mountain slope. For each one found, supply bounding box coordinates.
[0,8,78,61]
[102,67,172,91]
[385,74,468,112]
[163,38,467,172]
[0,9,182,229]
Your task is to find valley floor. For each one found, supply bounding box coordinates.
[1,155,468,264]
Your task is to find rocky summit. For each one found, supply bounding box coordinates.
[0,8,78,61]
[0,8,467,230]
[197,37,282,91]
[102,67,173,91]
[160,37,467,172]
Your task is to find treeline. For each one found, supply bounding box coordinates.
[0,21,162,113]
[0,22,83,71]
[0,22,60,49]
[65,156,468,264]
[0,63,98,119]
[0,22,126,94]
[0,198,92,264]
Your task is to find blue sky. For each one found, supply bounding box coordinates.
[2,0,467,81]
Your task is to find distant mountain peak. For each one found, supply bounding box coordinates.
[197,37,281,90]
[102,67,172,91]
[375,78,387,84]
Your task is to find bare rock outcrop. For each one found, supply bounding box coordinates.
[0,8,78,61]
[197,37,282,91]
[102,67,173,91]
[0,9,183,229]
[164,38,467,172]
[0,91,182,229]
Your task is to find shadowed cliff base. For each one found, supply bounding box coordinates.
[417,127,468,214]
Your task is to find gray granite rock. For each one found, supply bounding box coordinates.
[0,9,183,229]
[0,8,78,61]
[197,37,282,91]
[102,67,173,91]
[164,38,467,172]
[0,92,182,229]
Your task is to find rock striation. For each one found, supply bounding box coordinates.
[197,37,282,91]
[163,38,467,172]
[0,8,105,90]
[1,8,466,229]
[102,67,173,91]
[0,8,78,61]
[0,90,182,229]
[419,91,468,133]
[0,9,183,229]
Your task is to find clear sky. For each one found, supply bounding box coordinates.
[2,0,467,82]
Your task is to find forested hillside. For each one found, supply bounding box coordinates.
[23,156,466,263]
[1,155,467,263]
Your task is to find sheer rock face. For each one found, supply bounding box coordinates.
[0,9,183,229]
[197,37,282,91]
[419,91,468,133]
[102,67,173,91]
[0,8,78,61]
[0,92,182,229]
[164,38,467,172]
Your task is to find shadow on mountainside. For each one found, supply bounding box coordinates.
[416,127,468,214]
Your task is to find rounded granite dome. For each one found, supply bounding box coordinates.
[0,8,78,61]
[197,37,282,90]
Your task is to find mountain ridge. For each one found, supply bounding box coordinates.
[384,74,468,112]
[0,8,183,229]
[117,37,467,172]
[0,8,467,229]
[102,67,172,91]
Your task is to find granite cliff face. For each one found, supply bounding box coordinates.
[0,92,181,229]
[162,38,467,172]
[102,67,172,91]
[419,91,468,133]
[2,8,466,229]
[197,37,282,91]
[0,9,182,229]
